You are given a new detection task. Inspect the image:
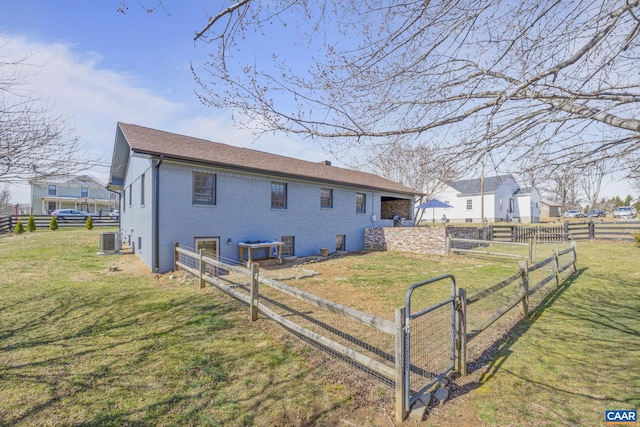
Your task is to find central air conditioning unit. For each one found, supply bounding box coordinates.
[100,232,122,252]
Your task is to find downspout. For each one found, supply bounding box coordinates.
[153,156,163,272]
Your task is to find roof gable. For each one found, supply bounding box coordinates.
[446,175,517,195]
[113,123,420,195]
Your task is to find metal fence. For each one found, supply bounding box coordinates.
[173,243,407,419]
[404,275,457,412]
[173,240,577,422]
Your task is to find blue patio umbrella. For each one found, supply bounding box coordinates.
[416,199,453,225]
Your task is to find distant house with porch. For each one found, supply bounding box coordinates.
[30,175,117,216]
[424,175,540,224]
[107,123,421,273]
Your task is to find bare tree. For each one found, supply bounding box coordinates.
[183,0,640,177]
[361,143,460,222]
[549,170,582,210]
[580,157,609,210]
[1,52,96,184]
[0,184,11,215]
[364,143,459,197]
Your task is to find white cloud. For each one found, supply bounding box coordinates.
[1,34,339,204]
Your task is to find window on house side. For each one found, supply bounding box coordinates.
[466,199,473,210]
[356,193,366,213]
[48,185,57,196]
[281,236,294,255]
[193,172,216,205]
[321,188,333,208]
[81,187,88,198]
[128,185,132,206]
[271,182,287,209]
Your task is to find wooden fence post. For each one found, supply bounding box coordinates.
[250,264,260,322]
[588,221,595,240]
[173,242,179,272]
[199,249,206,289]
[445,236,451,255]
[563,221,569,242]
[455,288,467,376]
[571,240,578,272]
[395,307,407,423]
[518,260,529,317]
[528,239,534,264]
[552,248,560,287]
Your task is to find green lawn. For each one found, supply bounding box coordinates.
[427,240,640,426]
[0,229,352,426]
[1,230,638,426]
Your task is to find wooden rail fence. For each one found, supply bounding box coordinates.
[173,240,578,422]
[0,214,118,233]
[489,221,640,242]
[173,243,405,417]
[456,241,577,374]
[446,237,533,263]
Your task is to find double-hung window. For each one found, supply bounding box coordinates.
[320,188,333,208]
[193,172,216,205]
[466,199,473,210]
[81,187,88,198]
[356,193,366,213]
[271,182,287,209]
[48,185,57,196]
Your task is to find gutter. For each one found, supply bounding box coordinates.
[130,150,422,197]
[153,156,163,272]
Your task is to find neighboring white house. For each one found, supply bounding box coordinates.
[107,123,421,273]
[422,175,540,224]
[30,175,117,216]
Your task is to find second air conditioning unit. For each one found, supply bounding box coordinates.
[100,232,122,252]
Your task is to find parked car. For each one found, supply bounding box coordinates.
[563,209,584,218]
[51,209,89,222]
[109,210,120,219]
[585,209,606,218]
[613,206,638,219]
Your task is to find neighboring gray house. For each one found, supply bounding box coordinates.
[425,175,540,224]
[107,123,420,273]
[30,175,117,215]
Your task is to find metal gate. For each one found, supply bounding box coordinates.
[404,274,457,410]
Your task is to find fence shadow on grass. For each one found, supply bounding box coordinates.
[447,267,586,400]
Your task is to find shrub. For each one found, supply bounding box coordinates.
[49,216,59,231]
[634,232,640,248]
[85,215,94,230]
[26,215,37,232]
[14,219,25,234]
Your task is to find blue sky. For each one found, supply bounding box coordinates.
[1,2,634,203]
[1,1,332,203]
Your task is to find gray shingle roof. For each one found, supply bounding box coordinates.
[446,175,516,194]
[117,123,420,195]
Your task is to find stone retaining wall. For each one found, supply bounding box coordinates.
[364,226,446,255]
[445,226,484,240]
